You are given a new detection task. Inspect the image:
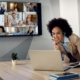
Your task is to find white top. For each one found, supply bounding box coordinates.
[11,18,19,26]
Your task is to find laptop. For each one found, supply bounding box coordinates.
[29,50,70,71]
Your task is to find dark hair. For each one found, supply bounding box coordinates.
[30,3,33,5]
[15,27,20,32]
[0,26,5,32]
[47,18,73,37]
[12,12,16,15]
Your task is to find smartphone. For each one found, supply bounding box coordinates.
[55,72,77,76]
[49,72,79,80]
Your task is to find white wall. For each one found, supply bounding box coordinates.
[78,0,80,35]
[60,0,79,36]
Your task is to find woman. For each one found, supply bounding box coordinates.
[13,3,19,12]
[27,26,34,35]
[47,18,80,63]
[26,14,37,25]
[0,26,7,35]
[26,14,34,25]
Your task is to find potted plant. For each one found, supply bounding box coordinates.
[11,52,18,65]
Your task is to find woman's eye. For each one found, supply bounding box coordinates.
[57,33,60,34]
[52,33,54,35]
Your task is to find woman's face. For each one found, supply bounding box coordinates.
[29,27,32,31]
[52,26,64,43]
[0,28,3,33]
[27,15,32,21]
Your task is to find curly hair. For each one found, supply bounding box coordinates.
[47,18,73,37]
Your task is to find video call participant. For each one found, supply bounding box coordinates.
[13,27,22,35]
[0,26,7,35]
[47,18,80,63]
[18,20,23,27]
[0,4,6,14]
[27,26,34,35]
[8,13,20,27]
[13,3,19,12]
[26,14,37,25]
[28,3,37,12]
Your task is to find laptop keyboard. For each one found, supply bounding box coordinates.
[64,66,71,71]
[69,62,80,68]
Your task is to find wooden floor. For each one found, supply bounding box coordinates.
[0,60,80,80]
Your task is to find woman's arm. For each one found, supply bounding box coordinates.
[53,40,70,63]
[64,55,70,63]
[72,34,80,54]
[53,40,60,50]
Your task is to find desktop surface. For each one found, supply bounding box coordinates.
[0,60,80,80]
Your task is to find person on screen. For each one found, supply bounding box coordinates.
[0,4,6,14]
[47,18,80,63]
[28,3,37,12]
[8,13,20,27]
[27,26,34,35]
[26,14,37,25]
[0,26,7,35]
[18,20,23,27]
[13,3,19,12]
[13,27,22,35]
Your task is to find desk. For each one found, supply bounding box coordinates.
[0,60,80,80]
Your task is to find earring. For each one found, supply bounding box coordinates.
[64,32,66,35]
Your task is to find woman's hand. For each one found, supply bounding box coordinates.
[52,39,60,50]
